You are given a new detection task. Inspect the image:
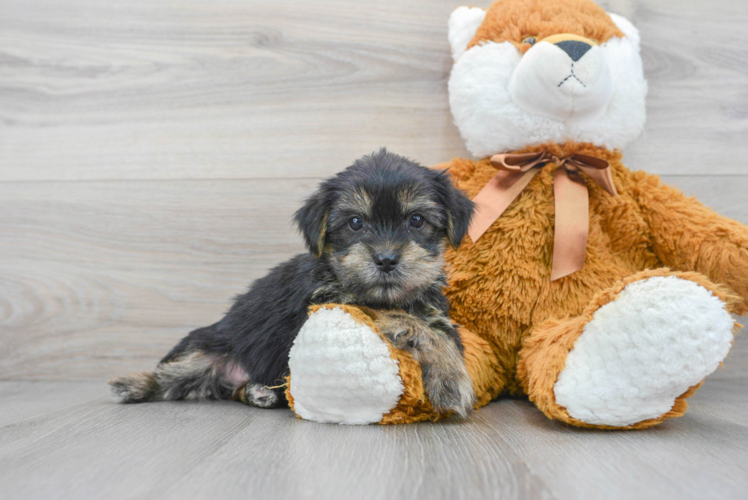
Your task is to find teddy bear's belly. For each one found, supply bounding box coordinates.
[445,195,658,395]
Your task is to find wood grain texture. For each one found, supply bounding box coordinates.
[474,378,748,500]
[0,179,312,379]
[1,0,748,181]
[0,379,746,500]
[0,0,469,181]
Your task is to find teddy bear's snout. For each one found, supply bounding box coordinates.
[508,33,613,123]
[541,33,597,61]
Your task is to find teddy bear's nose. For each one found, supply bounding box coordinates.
[555,40,592,62]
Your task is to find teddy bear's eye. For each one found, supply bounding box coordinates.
[522,36,537,46]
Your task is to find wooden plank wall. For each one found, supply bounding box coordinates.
[1,0,747,381]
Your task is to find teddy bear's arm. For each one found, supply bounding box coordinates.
[633,172,748,313]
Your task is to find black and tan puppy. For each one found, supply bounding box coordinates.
[109,149,476,416]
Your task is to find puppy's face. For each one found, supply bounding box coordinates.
[295,150,474,306]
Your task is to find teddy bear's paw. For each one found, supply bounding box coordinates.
[288,307,404,425]
[554,276,734,427]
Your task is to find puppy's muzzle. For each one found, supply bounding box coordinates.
[374,252,400,274]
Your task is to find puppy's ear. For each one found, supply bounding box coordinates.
[294,181,335,257]
[433,169,474,248]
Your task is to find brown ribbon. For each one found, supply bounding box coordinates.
[468,151,617,281]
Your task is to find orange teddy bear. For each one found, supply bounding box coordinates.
[284,0,747,428]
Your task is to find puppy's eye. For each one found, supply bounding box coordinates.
[348,217,364,231]
[409,214,425,229]
[522,36,537,46]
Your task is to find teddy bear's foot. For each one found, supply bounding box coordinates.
[286,304,503,424]
[287,306,405,424]
[554,276,734,426]
[520,270,739,429]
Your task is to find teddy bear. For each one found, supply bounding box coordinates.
[281,0,748,428]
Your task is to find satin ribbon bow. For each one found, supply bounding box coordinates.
[468,151,618,281]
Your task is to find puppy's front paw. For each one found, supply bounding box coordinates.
[374,310,475,417]
[375,313,430,353]
[422,362,476,418]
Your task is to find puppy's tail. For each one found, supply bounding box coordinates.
[108,352,236,404]
[108,372,160,403]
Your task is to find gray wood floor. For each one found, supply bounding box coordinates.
[1,378,747,500]
[1,0,748,499]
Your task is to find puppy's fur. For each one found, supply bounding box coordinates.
[109,149,476,416]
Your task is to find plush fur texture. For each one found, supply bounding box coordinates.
[518,268,741,429]
[467,0,624,51]
[435,3,744,428]
[288,306,404,424]
[109,149,478,416]
[448,6,487,61]
[554,276,735,426]
[441,142,747,398]
[448,0,647,157]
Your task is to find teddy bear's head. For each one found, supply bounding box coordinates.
[448,0,647,157]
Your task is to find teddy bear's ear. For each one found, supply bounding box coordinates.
[448,6,487,61]
[608,13,641,48]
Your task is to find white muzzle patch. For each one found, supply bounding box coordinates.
[509,41,613,123]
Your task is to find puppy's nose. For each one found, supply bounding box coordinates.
[555,40,592,62]
[374,253,399,273]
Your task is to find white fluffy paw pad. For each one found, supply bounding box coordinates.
[554,276,734,427]
[288,307,404,425]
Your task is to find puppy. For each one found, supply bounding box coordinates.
[109,149,476,416]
